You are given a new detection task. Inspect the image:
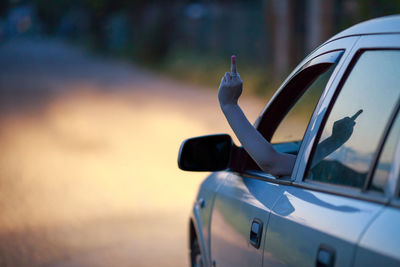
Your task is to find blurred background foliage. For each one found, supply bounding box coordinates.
[2,0,400,96]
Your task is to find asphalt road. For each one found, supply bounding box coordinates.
[0,37,265,266]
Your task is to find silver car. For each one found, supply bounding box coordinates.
[179,15,400,267]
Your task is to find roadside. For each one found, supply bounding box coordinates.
[0,37,265,266]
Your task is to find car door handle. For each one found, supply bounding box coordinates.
[316,245,335,267]
[249,218,263,249]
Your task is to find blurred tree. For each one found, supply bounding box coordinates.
[5,0,400,95]
[306,0,334,52]
[33,0,70,33]
[265,0,297,81]
[359,0,400,18]
[0,1,10,16]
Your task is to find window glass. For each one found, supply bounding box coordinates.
[371,112,400,193]
[271,63,336,144]
[307,51,400,188]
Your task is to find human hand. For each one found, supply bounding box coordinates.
[331,110,362,143]
[332,117,355,143]
[218,55,243,106]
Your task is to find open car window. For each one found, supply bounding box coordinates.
[257,50,344,155]
[242,50,344,173]
[271,63,337,145]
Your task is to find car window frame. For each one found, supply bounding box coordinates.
[240,52,345,175]
[242,51,344,173]
[237,36,359,181]
[304,49,400,191]
[364,93,400,194]
[374,102,400,209]
[390,129,400,208]
[255,50,344,143]
[293,34,400,205]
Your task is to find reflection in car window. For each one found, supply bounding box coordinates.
[307,50,400,188]
[271,63,337,144]
[371,112,400,193]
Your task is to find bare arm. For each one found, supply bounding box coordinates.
[218,56,295,176]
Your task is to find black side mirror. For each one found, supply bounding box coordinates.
[178,134,233,171]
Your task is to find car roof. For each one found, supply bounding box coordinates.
[327,14,400,43]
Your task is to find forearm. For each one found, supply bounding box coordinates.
[220,103,295,176]
[311,137,343,168]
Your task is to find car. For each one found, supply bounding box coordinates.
[178,15,400,267]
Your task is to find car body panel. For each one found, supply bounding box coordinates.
[262,185,384,267]
[210,173,284,267]
[353,206,400,267]
[327,15,400,43]
[191,171,229,266]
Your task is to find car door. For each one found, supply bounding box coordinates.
[349,35,400,267]
[352,100,400,267]
[262,34,400,267]
[209,38,353,267]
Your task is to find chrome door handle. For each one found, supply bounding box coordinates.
[249,218,263,249]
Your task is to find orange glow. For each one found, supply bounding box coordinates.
[0,85,263,265]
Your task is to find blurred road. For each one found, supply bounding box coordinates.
[0,38,264,266]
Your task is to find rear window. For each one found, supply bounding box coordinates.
[370,110,400,193]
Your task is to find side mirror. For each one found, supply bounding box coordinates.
[178,134,233,171]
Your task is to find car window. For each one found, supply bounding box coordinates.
[370,110,400,193]
[306,50,400,188]
[271,64,336,144]
[244,51,343,172]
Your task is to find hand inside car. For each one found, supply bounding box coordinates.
[331,117,356,143]
[331,109,362,143]
[311,109,362,168]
